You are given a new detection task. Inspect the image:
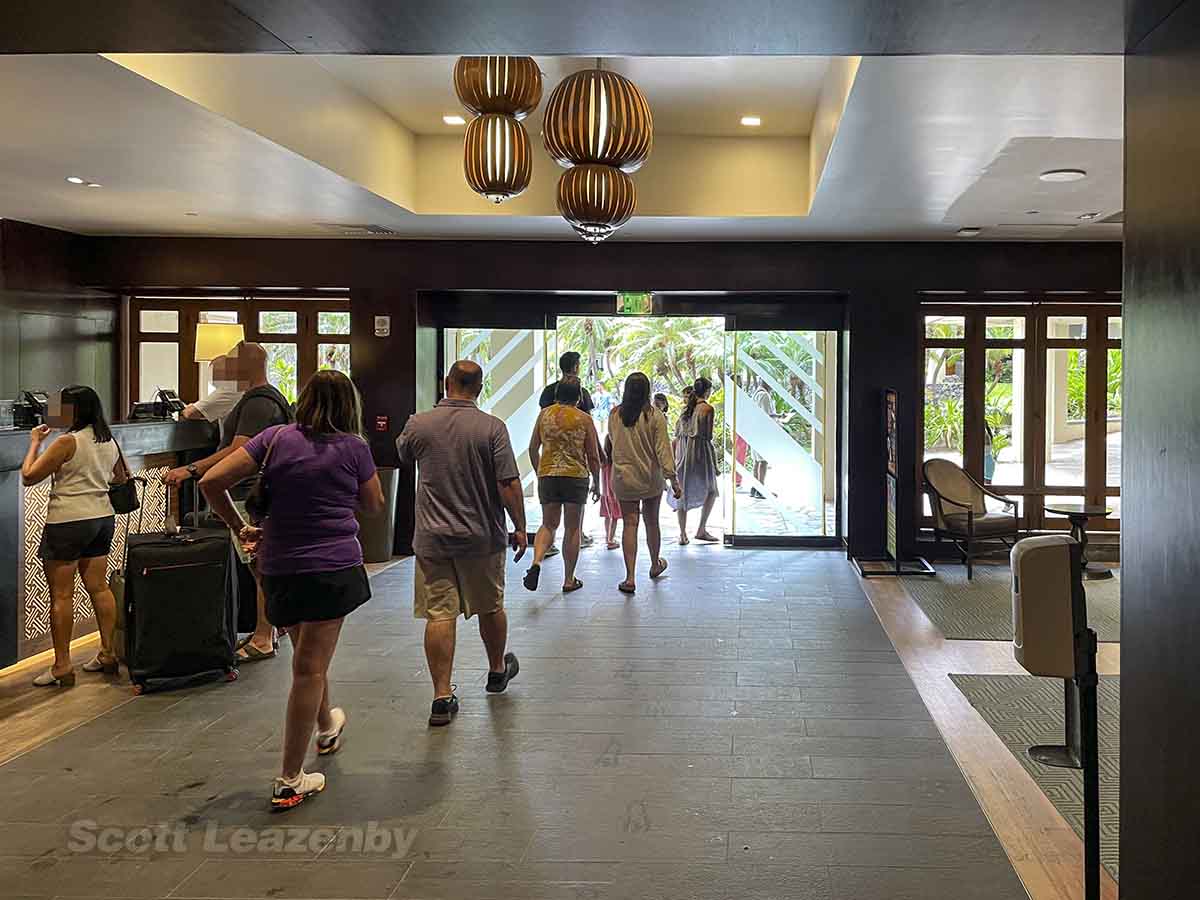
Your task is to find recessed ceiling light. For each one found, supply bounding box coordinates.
[85,182,102,188]
[1039,168,1087,183]
[740,116,761,127]
[1025,210,1040,215]
[185,211,199,217]
[1077,212,1101,221]
[65,176,85,184]
[443,115,466,126]
[957,227,982,237]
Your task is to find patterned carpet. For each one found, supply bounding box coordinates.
[951,674,1120,881]
[905,565,1121,642]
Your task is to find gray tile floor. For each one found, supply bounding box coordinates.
[0,548,1026,900]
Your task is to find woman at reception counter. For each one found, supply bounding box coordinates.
[20,385,128,687]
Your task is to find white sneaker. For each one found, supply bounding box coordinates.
[271,770,325,810]
[316,707,347,756]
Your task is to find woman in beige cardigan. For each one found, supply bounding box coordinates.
[605,372,681,594]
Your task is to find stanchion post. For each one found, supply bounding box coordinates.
[1077,627,1100,900]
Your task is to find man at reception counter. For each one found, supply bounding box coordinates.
[179,351,244,437]
[162,342,292,662]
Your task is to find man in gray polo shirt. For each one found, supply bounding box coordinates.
[396,360,528,727]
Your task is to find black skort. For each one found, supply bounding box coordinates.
[261,564,371,629]
[538,475,590,505]
[38,516,115,561]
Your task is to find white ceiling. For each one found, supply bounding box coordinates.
[0,55,415,237]
[0,53,1123,241]
[314,55,831,137]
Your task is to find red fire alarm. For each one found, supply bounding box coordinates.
[375,415,389,432]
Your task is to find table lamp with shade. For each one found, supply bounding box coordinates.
[195,323,245,400]
[194,323,245,362]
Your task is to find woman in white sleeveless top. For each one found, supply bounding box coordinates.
[21,386,127,687]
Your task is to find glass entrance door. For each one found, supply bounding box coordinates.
[725,328,840,540]
[443,326,557,530]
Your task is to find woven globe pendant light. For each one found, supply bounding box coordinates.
[463,114,533,203]
[543,68,653,173]
[453,56,542,119]
[557,164,636,244]
[454,56,543,203]
[543,64,652,241]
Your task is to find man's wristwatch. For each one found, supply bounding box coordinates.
[186,463,200,478]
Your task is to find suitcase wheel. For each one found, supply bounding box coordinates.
[226,669,239,682]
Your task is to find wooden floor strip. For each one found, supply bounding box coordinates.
[858,573,1119,900]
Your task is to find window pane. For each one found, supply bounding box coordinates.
[985,348,1025,486]
[263,342,298,403]
[319,343,351,376]
[1047,315,1086,339]
[318,311,350,335]
[199,310,239,324]
[1107,316,1122,340]
[986,315,1026,340]
[1045,348,1086,486]
[139,310,179,333]
[925,315,965,339]
[138,342,178,401]
[198,360,215,398]
[1107,349,1122,511]
[259,311,298,334]
[924,346,964,471]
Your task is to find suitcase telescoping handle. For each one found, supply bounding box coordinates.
[165,472,204,535]
[118,477,148,566]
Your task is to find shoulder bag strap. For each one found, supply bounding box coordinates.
[259,423,291,475]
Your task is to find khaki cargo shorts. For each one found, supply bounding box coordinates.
[414,552,506,621]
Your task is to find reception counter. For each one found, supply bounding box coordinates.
[0,420,216,668]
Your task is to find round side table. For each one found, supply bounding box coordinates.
[1044,503,1113,580]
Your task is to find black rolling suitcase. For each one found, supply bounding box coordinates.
[124,487,239,694]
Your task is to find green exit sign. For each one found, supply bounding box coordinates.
[617,292,654,315]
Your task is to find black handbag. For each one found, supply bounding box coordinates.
[108,442,141,514]
[243,425,289,524]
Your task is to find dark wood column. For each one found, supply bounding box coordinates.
[1122,0,1200,893]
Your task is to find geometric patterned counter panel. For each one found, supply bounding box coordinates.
[21,466,168,641]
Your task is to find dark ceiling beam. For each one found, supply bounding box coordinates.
[0,0,291,53]
[1127,0,1192,48]
[0,0,1127,54]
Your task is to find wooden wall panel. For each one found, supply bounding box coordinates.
[1121,1,1200,894]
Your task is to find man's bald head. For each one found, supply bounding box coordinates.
[445,360,484,399]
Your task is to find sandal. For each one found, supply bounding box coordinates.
[678,535,690,546]
[82,654,119,674]
[649,559,669,579]
[237,643,276,662]
[523,564,541,591]
[695,531,719,543]
[605,541,619,550]
[563,578,584,594]
[618,581,637,595]
[33,668,76,687]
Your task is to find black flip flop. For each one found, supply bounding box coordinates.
[523,564,541,591]
[650,559,669,579]
[563,578,584,594]
[618,581,636,594]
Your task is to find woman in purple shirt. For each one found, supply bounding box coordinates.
[202,370,385,810]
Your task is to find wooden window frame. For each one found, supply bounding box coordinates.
[917,298,1121,535]
[129,296,351,410]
